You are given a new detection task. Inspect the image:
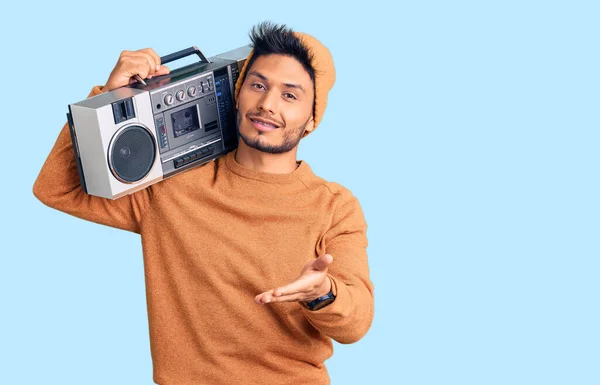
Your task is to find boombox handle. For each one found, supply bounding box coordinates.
[160,46,210,66]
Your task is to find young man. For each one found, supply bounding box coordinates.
[33,21,374,385]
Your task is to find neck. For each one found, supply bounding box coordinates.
[234,141,300,174]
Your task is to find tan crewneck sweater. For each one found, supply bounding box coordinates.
[32,86,374,385]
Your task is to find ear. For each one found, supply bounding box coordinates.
[302,116,315,138]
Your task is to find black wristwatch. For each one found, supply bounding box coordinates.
[302,289,336,311]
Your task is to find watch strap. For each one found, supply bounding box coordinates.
[303,289,336,311]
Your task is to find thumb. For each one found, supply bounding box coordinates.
[312,254,333,272]
[154,65,171,76]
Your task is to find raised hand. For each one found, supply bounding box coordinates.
[255,254,334,305]
[101,48,170,92]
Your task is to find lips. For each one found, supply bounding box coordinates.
[249,116,280,129]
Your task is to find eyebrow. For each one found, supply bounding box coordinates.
[247,70,306,93]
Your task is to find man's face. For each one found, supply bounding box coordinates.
[236,54,315,154]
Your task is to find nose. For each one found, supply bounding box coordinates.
[257,89,279,115]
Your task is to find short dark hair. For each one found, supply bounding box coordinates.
[240,21,317,115]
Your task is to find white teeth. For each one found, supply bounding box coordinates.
[253,119,276,128]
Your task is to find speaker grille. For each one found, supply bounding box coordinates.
[109,125,156,183]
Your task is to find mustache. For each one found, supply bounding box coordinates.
[246,112,284,128]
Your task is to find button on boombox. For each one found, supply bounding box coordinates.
[158,75,213,112]
[173,146,215,169]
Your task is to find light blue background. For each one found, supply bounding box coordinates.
[1,1,598,384]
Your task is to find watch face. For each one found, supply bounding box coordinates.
[312,298,335,311]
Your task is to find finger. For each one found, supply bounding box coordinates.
[154,65,170,76]
[142,48,162,72]
[125,56,153,79]
[255,289,274,304]
[120,52,154,79]
[148,65,170,79]
[268,292,309,303]
[260,292,275,304]
[312,254,333,272]
[254,293,265,304]
[273,275,315,297]
[119,49,133,58]
[120,49,156,73]
[137,51,157,76]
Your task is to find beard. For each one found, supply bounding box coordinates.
[236,112,308,154]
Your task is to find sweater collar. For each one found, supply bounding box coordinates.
[224,149,310,184]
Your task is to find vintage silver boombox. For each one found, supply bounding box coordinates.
[67,45,252,199]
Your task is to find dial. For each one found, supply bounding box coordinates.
[176,90,185,101]
[163,93,174,106]
[187,86,197,97]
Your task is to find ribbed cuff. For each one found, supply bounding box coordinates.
[89,85,106,97]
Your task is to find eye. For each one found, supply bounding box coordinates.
[283,93,297,100]
[251,83,265,90]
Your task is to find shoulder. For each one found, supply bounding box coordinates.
[306,174,369,234]
[303,169,361,210]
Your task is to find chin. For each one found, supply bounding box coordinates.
[236,113,296,154]
[239,131,295,154]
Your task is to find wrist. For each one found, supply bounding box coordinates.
[312,276,332,301]
[322,275,333,297]
[302,277,336,311]
[302,276,334,309]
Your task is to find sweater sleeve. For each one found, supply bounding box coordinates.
[302,194,375,344]
[32,86,157,234]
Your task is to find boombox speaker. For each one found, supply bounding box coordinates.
[67,86,164,199]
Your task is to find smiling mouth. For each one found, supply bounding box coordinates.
[249,118,279,129]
